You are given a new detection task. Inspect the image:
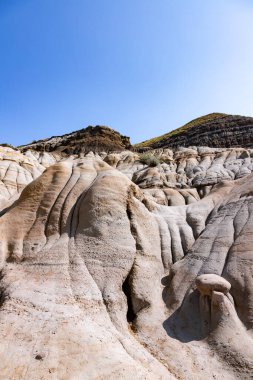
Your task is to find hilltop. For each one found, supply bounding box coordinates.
[18,125,132,154]
[135,113,253,149]
[4,113,253,155]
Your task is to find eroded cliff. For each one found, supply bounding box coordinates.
[0,147,252,379]
[1,117,253,379]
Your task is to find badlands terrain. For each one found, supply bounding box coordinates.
[1,113,253,379]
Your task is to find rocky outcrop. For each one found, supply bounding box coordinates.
[0,147,47,212]
[0,153,253,379]
[0,155,174,379]
[195,274,231,296]
[104,147,253,205]
[19,125,132,154]
[136,113,253,149]
[2,117,253,379]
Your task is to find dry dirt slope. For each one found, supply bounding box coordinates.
[0,149,253,379]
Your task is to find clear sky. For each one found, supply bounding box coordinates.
[1,0,253,146]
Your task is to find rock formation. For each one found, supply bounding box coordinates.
[1,118,253,379]
[0,147,46,212]
[106,146,253,206]
[19,125,132,154]
[136,113,253,149]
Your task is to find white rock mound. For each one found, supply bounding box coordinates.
[0,152,252,379]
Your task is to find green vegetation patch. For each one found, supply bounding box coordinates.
[139,153,160,167]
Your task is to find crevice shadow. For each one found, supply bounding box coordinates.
[0,270,8,307]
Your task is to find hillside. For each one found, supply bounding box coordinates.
[1,117,253,379]
[19,125,132,154]
[135,113,253,149]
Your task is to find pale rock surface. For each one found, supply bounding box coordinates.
[23,149,61,167]
[0,152,252,379]
[0,147,47,211]
[196,274,231,296]
[104,147,253,207]
[0,155,173,379]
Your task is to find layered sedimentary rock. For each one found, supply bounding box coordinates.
[0,152,253,379]
[1,115,253,379]
[136,113,253,149]
[0,147,46,212]
[105,147,253,206]
[19,125,132,154]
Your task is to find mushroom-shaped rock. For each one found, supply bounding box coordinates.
[196,274,231,296]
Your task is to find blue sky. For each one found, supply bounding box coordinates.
[1,0,253,146]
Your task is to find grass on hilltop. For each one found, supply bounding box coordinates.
[134,113,227,149]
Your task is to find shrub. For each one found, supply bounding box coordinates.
[139,153,160,167]
[0,143,16,150]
